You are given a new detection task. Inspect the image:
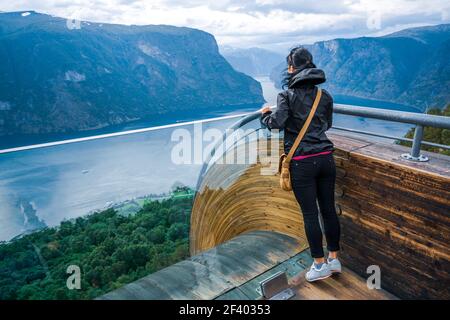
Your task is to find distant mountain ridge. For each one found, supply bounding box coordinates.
[220,46,284,77]
[270,24,450,110]
[0,11,264,136]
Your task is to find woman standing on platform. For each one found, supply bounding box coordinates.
[260,47,341,282]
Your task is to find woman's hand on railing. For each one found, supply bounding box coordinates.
[260,105,273,114]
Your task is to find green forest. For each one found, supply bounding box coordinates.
[0,189,193,300]
[399,104,450,156]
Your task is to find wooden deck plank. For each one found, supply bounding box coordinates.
[289,268,397,300]
[218,249,398,301]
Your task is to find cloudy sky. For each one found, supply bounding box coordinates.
[1,0,449,52]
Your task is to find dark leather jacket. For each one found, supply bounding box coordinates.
[261,68,334,157]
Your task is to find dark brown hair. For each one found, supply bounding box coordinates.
[282,46,316,89]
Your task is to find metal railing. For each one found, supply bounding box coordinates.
[219,103,450,162]
[0,112,252,154]
[193,103,450,192]
[1,103,449,162]
[333,104,450,162]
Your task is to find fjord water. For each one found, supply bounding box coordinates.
[0,118,238,241]
[0,78,417,241]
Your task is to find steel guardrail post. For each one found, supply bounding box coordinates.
[401,125,429,162]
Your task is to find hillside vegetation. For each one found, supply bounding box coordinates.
[0,192,193,300]
[399,104,450,156]
[0,11,264,136]
[270,24,450,110]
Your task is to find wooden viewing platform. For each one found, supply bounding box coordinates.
[101,231,397,300]
[102,131,450,300]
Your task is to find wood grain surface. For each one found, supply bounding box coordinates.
[99,231,304,300]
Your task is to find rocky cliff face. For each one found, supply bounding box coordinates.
[0,11,264,135]
[270,24,450,110]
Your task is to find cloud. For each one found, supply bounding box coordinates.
[2,0,449,52]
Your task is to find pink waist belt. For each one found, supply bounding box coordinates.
[292,151,332,161]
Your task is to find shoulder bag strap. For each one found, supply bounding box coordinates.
[285,88,323,163]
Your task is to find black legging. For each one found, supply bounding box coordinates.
[290,153,340,258]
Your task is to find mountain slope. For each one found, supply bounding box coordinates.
[0,11,264,135]
[220,46,284,77]
[270,24,450,110]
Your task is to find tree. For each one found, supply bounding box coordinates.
[399,104,450,156]
[0,190,193,300]
[167,223,188,241]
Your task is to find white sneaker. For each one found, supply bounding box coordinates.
[305,263,332,282]
[327,258,342,274]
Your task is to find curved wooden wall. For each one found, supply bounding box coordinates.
[191,138,309,255]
